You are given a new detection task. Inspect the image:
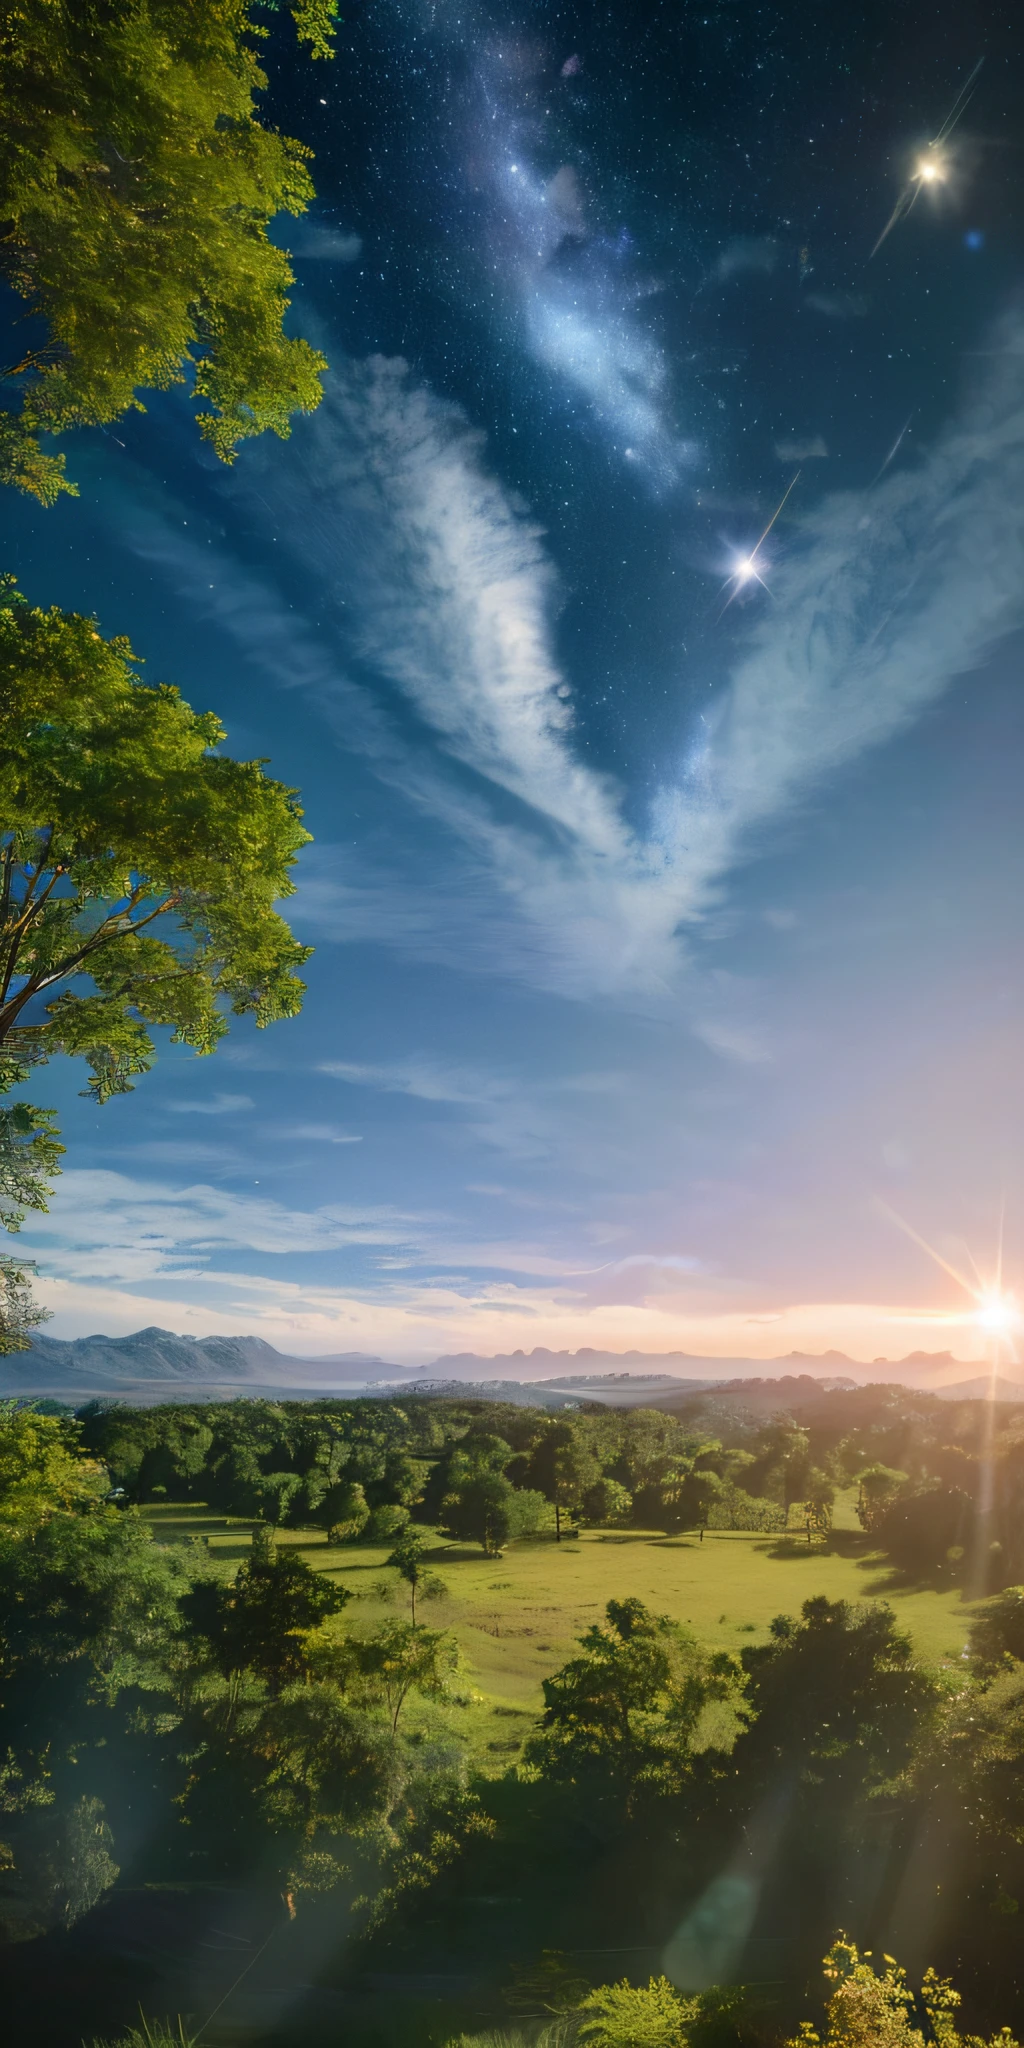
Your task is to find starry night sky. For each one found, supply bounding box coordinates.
[5,0,1024,1363]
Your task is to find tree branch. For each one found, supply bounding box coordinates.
[0,887,182,1041]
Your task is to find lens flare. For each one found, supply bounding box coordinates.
[975,1292,1020,1334]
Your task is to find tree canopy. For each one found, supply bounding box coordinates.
[0,0,337,502]
[0,579,311,1100]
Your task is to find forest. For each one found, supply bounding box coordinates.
[1,1384,1023,2045]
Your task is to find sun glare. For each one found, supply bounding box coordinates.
[975,1292,1020,1335]
[917,153,945,183]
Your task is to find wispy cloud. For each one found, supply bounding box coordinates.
[123,311,1024,1028]
[656,314,1024,895]
[712,236,779,283]
[289,1124,364,1146]
[321,1054,569,1160]
[287,222,362,263]
[25,1171,430,1284]
[167,1093,255,1116]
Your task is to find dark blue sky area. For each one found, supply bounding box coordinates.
[4,0,1024,1363]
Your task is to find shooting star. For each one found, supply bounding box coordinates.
[715,471,801,622]
[869,55,984,261]
[872,412,915,485]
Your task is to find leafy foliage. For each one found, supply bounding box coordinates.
[0,1401,108,1532]
[527,1597,741,1812]
[787,1938,1019,2048]
[0,0,336,501]
[579,1975,700,2048]
[0,580,311,1098]
[181,1524,349,1688]
[735,1596,939,1810]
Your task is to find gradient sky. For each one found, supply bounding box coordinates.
[5,0,1024,1364]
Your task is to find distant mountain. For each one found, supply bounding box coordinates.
[421,1345,991,1388]
[0,1328,1009,1404]
[934,1375,1024,1402]
[0,1327,403,1397]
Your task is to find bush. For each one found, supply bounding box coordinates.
[707,1488,785,1533]
[365,1502,412,1544]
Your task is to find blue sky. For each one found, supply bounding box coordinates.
[4,0,1024,1363]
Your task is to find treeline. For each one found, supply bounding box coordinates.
[75,1383,1024,1581]
[682,1379,1024,1584]
[76,1393,828,1547]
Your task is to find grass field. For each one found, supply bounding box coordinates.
[145,1496,982,1769]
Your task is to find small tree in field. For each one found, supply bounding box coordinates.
[350,1619,461,1733]
[856,1464,907,1532]
[441,1470,546,1556]
[387,1525,445,1625]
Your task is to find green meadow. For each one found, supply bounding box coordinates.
[145,1494,979,1766]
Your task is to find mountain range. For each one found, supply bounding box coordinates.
[0,1328,1020,1405]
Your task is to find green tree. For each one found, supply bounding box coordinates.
[0,1504,185,1936]
[941,1658,1024,1850]
[969,1585,1024,1670]
[527,1419,600,1540]
[348,1618,461,1733]
[735,1596,938,1810]
[441,1469,546,1556]
[660,1464,724,1534]
[0,1401,108,1534]
[744,1423,813,1508]
[183,1527,349,1689]
[316,1476,370,1544]
[0,1052,64,1349]
[0,581,310,1100]
[580,1475,633,1526]
[387,1525,445,1625]
[251,1676,400,1847]
[855,1463,908,1532]
[800,1469,835,1538]
[527,1597,739,1812]
[0,0,337,504]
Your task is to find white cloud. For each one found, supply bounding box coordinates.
[31,1269,999,1369]
[290,1124,364,1145]
[289,224,362,263]
[167,1093,255,1116]
[25,1171,429,1283]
